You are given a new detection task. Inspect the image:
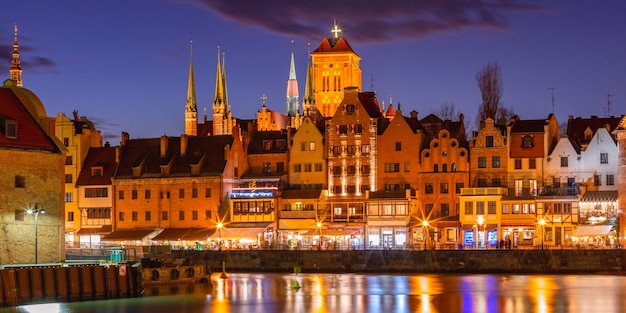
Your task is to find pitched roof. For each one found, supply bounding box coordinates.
[566,115,623,146]
[76,146,117,186]
[510,118,546,133]
[0,87,59,152]
[312,37,359,56]
[115,135,234,178]
[246,130,289,154]
[357,91,383,118]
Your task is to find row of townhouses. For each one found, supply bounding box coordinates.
[2,25,625,264]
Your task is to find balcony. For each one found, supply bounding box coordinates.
[538,186,580,197]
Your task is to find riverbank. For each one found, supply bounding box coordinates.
[172,249,626,274]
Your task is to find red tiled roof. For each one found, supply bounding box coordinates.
[76,146,117,186]
[312,37,359,56]
[0,88,59,152]
[566,115,623,146]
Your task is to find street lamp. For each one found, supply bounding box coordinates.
[422,220,429,251]
[216,222,223,248]
[538,219,546,250]
[316,222,322,250]
[26,203,45,264]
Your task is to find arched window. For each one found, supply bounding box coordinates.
[451,163,457,172]
[442,164,448,172]
[434,164,438,173]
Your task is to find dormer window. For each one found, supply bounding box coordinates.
[3,119,18,139]
[91,166,103,177]
[521,135,534,148]
[276,139,286,150]
[262,140,272,151]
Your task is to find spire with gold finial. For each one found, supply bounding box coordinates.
[10,24,23,87]
[302,41,315,116]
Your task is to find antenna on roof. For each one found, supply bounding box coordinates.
[548,87,557,114]
[607,92,614,116]
[370,74,375,92]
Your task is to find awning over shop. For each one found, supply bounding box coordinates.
[574,225,613,236]
[77,225,112,235]
[213,228,265,240]
[152,228,215,241]
[301,228,359,237]
[278,219,317,230]
[102,229,155,241]
[580,191,618,203]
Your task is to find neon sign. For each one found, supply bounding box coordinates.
[231,190,275,198]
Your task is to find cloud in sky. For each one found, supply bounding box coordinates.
[0,32,58,75]
[182,0,547,43]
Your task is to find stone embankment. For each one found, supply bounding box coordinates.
[172,249,626,274]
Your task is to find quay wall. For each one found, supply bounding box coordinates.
[172,249,626,274]
[0,264,141,308]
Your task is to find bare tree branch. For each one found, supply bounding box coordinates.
[476,62,503,121]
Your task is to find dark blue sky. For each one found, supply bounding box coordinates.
[2,0,625,141]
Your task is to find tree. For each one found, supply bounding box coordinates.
[476,62,503,121]
[432,102,460,121]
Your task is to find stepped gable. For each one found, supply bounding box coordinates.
[115,135,233,178]
[76,146,117,185]
[0,87,58,151]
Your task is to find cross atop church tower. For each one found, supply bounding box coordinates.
[331,20,342,39]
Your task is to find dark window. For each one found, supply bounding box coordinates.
[347,145,356,156]
[478,157,486,168]
[162,211,168,221]
[354,124,363,135]
[65,174,73,183]
[192,210,198,220]
[263,162,271,173]
[145,211,151,221]
[347,185,356,194]
[205,210,211,219]
[476,202,485,214]
[119,212,125,221]
[529,158,536,169]
[492,178,501,187]
[607,174,615,186]
[488,201,496,214]
[179,211,185,220]
[131,190,138,199]
[521,135,534,148]
[303,163,312,172]
[179,188,185,198]
[425,183,433,194]
[594,175,601,186]
[339,125,348,135]
[192,188,198,198]
[492,156,501,168]
[384,163,400,172]
[65,156,73,165]
[486,136,494,147]
[440,203,449,217]
[560,157,568,167]
[132,211,138,221]
[63,137,69,146]
[478,178,487,187]
[395,142,402,151]
[263,140,272,150]
[277,162,285,172]
[456,182,464,193]
[67,211,74,222]
[440,183,449,194]
[347,165,356,175]
[5,120,17,139]
[118,190,124,199]
[205,188,212,198]
[85,188,108,198]
[362,165,371,175]
[600,153,608,164]
[144,189,150,199]
[465,202,473,214]
[15,175,25,188]
[333,166,342,176]
[346,104,356,114]
[514,159,522,169]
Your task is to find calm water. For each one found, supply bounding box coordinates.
[3,273,626,313]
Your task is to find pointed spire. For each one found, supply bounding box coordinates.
[10,24,22,87]
[186,39,197,113]
[286,38,299,116]
[303,41,315,115]
[213,45,225,108]
[221,50,229,114]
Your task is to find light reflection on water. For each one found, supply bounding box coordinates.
[4,273,626,313]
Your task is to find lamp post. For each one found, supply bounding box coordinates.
[538,219,546,250]
[422,220,429,251]
[216,222,223,249]
[316,222,322,250]
[26,203,45,264]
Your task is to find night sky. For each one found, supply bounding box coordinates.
[1,0,625,141]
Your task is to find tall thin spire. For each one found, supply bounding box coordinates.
[10,24,22,87]
[185,39,197,136]
[286,38,299,116]
[213,45,225,108]
[302,41,315,116]
[186,39,197,113]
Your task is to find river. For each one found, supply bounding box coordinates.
[2,273,626,313]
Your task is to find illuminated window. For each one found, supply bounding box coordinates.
[464,202,473,214]
[521,135,533,148]
[488,201,496,214]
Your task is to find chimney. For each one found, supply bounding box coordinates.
[104,141,110,147]
[115,146,120,163]
[180,134,188,156]
[72,110,79,120]
[121,132,129,145]
[160,135,168,157]
[410,110,419,119]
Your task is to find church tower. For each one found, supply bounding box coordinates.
[286,40,299,117]
[302,42,317,120]
[184,40,197,136]
[212,46,232,135]
[10,24,22,87]
[311,21,362,117]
